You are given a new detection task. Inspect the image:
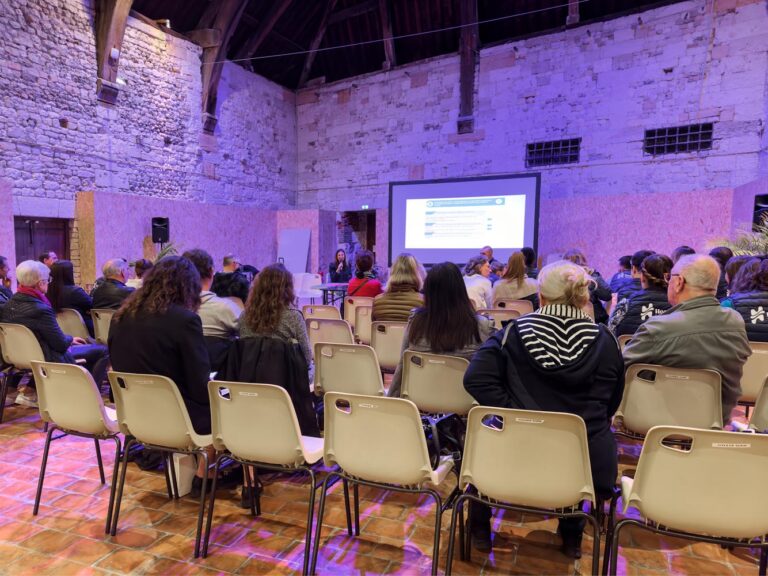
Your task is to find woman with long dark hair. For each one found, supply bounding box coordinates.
[387,262,494,397]
[328,249,352,283]
[608,253,673,336]
[725,257,768,341]
[48,260,94,336]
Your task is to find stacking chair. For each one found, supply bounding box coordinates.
[31,361,121,533]
[310,393,454,576]
[203,382,324,574]
[302,305,341,320]
[314,343,384,396]
[492,298,534,315]
[370,321,407,372]
[614,364,723,439]
[477,308,520,330]
[343,296,374,331]
[617,334,632,351]
[0,322,45,422]
[297,274,323,305]
[91,309,116,345]
[306,318,354,352]
[742,377,768,433]
[354,305,373,344]
[56,308,90,340]
[108,372,213,558]
[609,425,768,575]
[445,407,602,576]
[739,342,768,414]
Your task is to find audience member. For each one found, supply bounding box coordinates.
[91,259,134,309]
[615,249,656,302]
[724,255,754,296]
[347,250,383,298]
[671,245,696,263]
[0,255,12,307]
[608,254,672,336]
[623,255,751,423]
[38,251,58,268]
[722,257,762,310]
[723,258,768,342]
[480,246,501,283]
[609,255,632,292]
[491,252,538,308]
[329,249,352,283]
[126,259,153,289]
[372,253,424,322]
[464,260,624,556]
[2,260,109,407]
[463,255,493,310]
[709,246,734,300]
[240,264,259,285]
[211,254,250,303]
[48,260,95,337]
[562,249,611,323]
[109,255,212,487]
[521,246,539,279]
[388,262,494,398]
[183,249,241,373]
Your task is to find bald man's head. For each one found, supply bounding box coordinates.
[668,254,720,305]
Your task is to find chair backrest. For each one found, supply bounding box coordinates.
[324,392,435,486]
[740,342,768,404]
[477,308,520,330]
[370,321,407,371]
[401,351,475,415]
[306,318,354,351]
[616,364,723,435]
[748,377,768,432]
[56,309,90,340]
[617,334,632,351]
[91,309,116,345]
[32,361,114,435]
[108,371,202,450]
[354,305,373,344]
[626,425,768,539]
[460,406,595,509]
[208,381,309,466]
[344,297,374,330]
[302,304,341,320]
[0,322,45,370]
[314,343,384,396]
[493,299,534,315]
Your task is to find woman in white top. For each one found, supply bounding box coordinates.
[463,255,493,310]
[492,251,539,307]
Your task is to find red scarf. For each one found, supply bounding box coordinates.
[17,285,52,307]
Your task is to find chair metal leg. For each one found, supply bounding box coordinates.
[252,466,261,516]
[425,488,443,576]
[163,451,173,499]
[445,493,466,575]
[609,518,631,575]
[302,468,317,576]
[602,490,619,576]
[584,512,601,576]
[464,500,473,562]
[760,546,767,576]
[33,425,56,515]
[310,472,336,575]
[104,436,122,534]
[342,478,353,535]
[194,451,210,558]
[94,439,105,485]
[458,496,466,562]
[243,464,256,516]
[168,452,179,499]
[353,482,360,536]
[202,454,224,558]
[0,371,9,424]
[110,438,135,536]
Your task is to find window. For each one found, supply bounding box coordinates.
[525,138,581,167]
[643,123,714,156]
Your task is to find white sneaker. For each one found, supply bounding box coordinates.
[14,390,38,408]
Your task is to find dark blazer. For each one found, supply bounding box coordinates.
[59,285,95,336]
[92,279,134,310]
[1,293,74,363]
[108,305,212,435]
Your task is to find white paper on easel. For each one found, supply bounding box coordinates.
[277,228,311,274]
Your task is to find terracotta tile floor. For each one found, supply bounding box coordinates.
[0,399,762,575]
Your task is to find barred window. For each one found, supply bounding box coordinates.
[525,138,581,167]
[643,123,714,156]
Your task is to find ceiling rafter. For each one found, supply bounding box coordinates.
[378,0,396,70]
[298,0,338,88]
[95,0,134,104]
[327,0,377,25]
[457,0,478,134]
[234,0,294,61]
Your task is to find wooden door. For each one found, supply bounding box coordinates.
[14,217,70,264]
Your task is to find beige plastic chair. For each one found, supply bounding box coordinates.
[313,343,384,396]
[740,342,768,407]
[305,318,354,352]
[445,407,601,576]
[302,304,341,320]
[203,382,324,574]
[31,361,120,533]
[745,377,768,433]
[614,364,723,439]
[492,298,534,315]
[370,321,407,372]
[297,273,323,304]
[354,304,373,344]
[56,308,90,340]
[310,393,454,576]
[91,309,116,345]
[608,425,768,574]
[0,322,46,422]
[617,334,632,351]
[477,308,520,330]
[343,296,374,331]
[108,371,213,558]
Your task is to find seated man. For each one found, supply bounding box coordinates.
[623,254,751,424]
[91,258,134,309]
[211,254,250,303]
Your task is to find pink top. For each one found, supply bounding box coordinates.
[347,277,383,298]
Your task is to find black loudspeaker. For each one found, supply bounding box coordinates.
[754,195,768,231]
[151,217,170,243]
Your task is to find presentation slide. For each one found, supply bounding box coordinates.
[389,174,540,266]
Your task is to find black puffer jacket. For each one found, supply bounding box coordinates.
[614,288,671,336]
[729,291,768,342]
[1,293,74,363]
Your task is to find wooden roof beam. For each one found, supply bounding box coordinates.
[234,0,294,61]
[328,0,377,25]
[457,0,478,134]
[95,0,133,104]
[298,0,338,88]
[378,0,396,70]
[566,0,580,25]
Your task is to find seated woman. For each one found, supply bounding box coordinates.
[463,255,493,310]
[725,258,768,342]
[464,260,624,557]
[328,249,352,283]
[608,253,673,336]
[48,260,95,337]
[372,253,425,322]
[109,256,212,489]
[721,255,756,306]
[491,252,539,308]
[388,262,494,398]
[562,249,611,323]
[126,258,153,289]
[347,250,383,298]
[1,260,109,407]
